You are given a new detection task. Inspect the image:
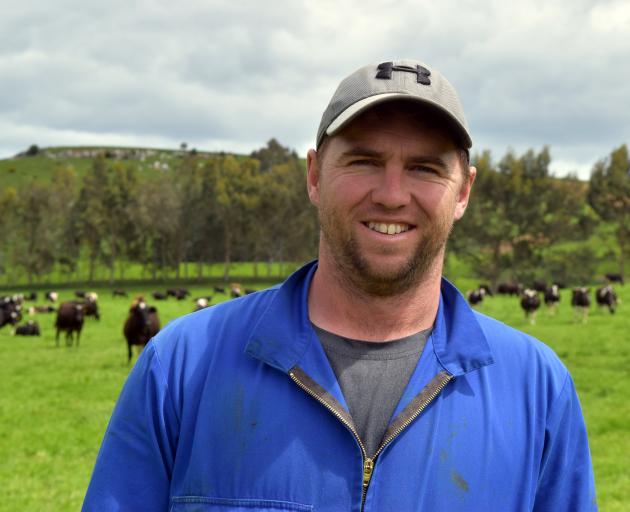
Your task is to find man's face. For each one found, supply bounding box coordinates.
[307,104,475,297]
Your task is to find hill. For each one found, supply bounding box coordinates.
[0,145,232,189]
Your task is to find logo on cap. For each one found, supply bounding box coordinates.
[375,62,431,85]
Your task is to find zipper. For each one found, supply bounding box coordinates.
[289,369,452,511]
[288,370,372,507]
[372,373,452,461]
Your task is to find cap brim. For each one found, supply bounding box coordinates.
[325,92,472,149]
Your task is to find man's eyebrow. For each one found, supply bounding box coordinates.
[339,147,384,159]
[407,155,449,168]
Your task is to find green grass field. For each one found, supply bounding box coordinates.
[1,281,628,511]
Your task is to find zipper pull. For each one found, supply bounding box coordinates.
[363,457,374,488]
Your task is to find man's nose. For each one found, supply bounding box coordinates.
[371,166,411,209]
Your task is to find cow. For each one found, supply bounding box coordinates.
[76,295,100,320]
[543,285,561,315]
[497,282,522,296]
[571,288,590,323]
[1,295,23,317]
[194,297,210,311]
[75,290,86,299]
[467,288,485,306]
[213,286,225,294]
[520,289,541,324]
[596,285,618,314]
[230,283,243,298]
[45,291,58,302]
[152,291,168,300]
[112,289,128,297]
[174,289,189,301]
[24,292,38,301]
[605,273,624,285]
[32,305,56,313]
[167,288,190,300]
[123,297,160,363]
[478,284,493,296]
[15,320,41,336]
[0,299,22,329]
[55,301,84,346]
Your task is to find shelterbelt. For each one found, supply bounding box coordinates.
[83,261,597,512]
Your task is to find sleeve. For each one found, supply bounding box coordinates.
[533,373,598,511]
[82,341,179,511]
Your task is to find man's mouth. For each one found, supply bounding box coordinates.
[365,222,411,235]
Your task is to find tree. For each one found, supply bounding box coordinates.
[588,144,630,279]
[49,166,80,280]
[133,175,181,280]
[450,150,514,285]
[250,138,299,173]
[204,155,262,279]
[74,159,110,282]
[14,181,55,283]
[0,187,18,281]
[253,157,318,274]
[25,144,39,156]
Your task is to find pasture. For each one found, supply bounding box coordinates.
[1,282,628,511]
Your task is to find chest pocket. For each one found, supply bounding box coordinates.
[170,497,313,512]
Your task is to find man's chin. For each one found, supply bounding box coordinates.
[350,263,420,297]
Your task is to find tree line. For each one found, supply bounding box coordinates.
[453,144,629,286]
[0,140,628,286]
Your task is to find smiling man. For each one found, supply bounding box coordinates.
[83,60,597,511]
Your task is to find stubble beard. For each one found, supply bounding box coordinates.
[318,207,454,298]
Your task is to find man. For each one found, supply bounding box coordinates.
[83,60,597,511]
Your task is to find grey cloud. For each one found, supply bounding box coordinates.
[0,0,628,180]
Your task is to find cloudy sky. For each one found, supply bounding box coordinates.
[1,0,628,179]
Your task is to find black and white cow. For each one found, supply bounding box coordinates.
[478,284,493,296]
[544,285,561,315]
[571,287,590,323]
[0,297,22,328]
[520,289,541,324]
[596,285,618,314]
[467,288,485,307]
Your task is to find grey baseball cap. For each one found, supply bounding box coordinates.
[316,59,472,149]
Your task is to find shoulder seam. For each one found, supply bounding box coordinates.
[546,367,571,424]
[149,341,182,430]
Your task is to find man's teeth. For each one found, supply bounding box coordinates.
[367,222,410,235]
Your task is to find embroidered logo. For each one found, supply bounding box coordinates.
[375,62,431,85]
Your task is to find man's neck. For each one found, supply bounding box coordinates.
[308,258,442,342]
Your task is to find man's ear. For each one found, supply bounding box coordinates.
[454,165,476,220]
[306,148,321,206]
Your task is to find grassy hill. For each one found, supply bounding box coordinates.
[0,145,229,189]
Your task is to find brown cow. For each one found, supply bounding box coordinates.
[123,296,160,363]
[55,301,84,346]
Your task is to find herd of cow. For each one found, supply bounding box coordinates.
[0,283,254,362]
[1,274,623,358]
[466,273,623,324]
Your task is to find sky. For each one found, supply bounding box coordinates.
[1,0,629,180]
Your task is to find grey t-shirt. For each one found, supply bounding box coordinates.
[313,324,430,457]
